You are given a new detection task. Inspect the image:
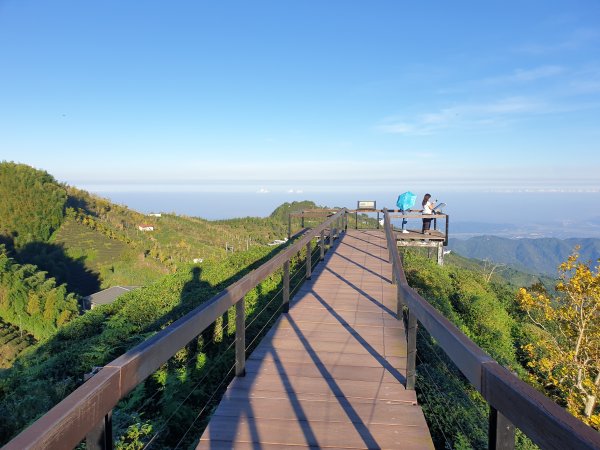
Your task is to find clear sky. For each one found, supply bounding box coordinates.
[1,1,599,197]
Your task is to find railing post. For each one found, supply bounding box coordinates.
[396,283,404,320]
[86,411,113,450]
[306,241,312,279]
[320,230,325,260]
[288,214,291,240]
[84,369,113,450]
[388,227,395,263]
[377,211,380,229]
[489,407,515,450]
[301,211,305,228]
[406,310,417,389]
[355,211,358,229]
[283,260,290,313]
[235,298,246,377]
[389,248,398,284]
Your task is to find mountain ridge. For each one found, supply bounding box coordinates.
[448,235,600,276]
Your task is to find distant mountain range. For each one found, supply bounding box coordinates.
[451,217,600,239]
[448,235,600,276]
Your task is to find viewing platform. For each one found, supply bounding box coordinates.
[387,210,449,265]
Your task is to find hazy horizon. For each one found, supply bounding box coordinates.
[81,185,600,239]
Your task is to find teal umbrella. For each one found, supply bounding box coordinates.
[396,191,416,211]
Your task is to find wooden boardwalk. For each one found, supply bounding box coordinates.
[197,229,434,449]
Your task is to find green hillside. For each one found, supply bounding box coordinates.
[0,242,314,446]
[0,162,324,296]
[0,162,66,248]
[449,235,600,276]
[0,162,330,375]
[444,252,557,291]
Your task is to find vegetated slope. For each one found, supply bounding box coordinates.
[0,162,332,301]
[0,162,67,248]
[0,245,79,340]
[401,250,551,449]
[61,188,319,287]
[269,200,324,221]
[0,242,312,447]
[0,162,331,295]
[0,317,36,368]
[444,251,556,290]
[449,235,600,276]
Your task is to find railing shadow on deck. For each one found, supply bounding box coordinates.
[3,210,350,450]
[322,266,396,318]
[381,208,600,450]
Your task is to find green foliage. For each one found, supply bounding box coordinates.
[445,251,556,291]
[0,162,67,247]
[269,200,321,221]
[401,249,539,448]
[0,245,79,340]
[0,317,36,368]
[0,240,305,445]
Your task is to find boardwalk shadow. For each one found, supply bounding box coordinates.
[339,240,389,263]
[344,231,387,250]
[272,318,380,449]
[310,290,406,384]
[324,266,396,318]
[335,250,392,283]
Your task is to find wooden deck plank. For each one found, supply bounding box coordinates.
[251,336,404,357]
[211,396,429,427]
[224,376,418,405]
[199,417,432,449]
[197,229,433,449]
[244,359,405,384]
[247,347,407,371]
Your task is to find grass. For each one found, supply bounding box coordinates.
[52,218,170,288]
[52,219,128,269]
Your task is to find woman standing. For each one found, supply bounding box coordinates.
[421,193,435,234]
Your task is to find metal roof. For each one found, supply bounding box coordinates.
[85,286,139,306]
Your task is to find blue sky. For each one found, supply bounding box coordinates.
[1,1,599,196]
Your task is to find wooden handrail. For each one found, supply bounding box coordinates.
[4,209,349,450]
[382,208,600,450]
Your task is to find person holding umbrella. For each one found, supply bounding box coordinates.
[421,193,436,234]
[396,191,416,234]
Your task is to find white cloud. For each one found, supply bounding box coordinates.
[257,188,270,194]
[485,66,565,84]
[377,97,547,135]
[518,28,600,54]
[287,189,304,194]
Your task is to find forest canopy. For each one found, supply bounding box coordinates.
[0,162,67,247]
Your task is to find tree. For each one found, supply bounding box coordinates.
[482,258,507,283]
[517,247,600,428]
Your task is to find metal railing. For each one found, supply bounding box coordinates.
[4,209,349,450]
[382,208,600,450]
